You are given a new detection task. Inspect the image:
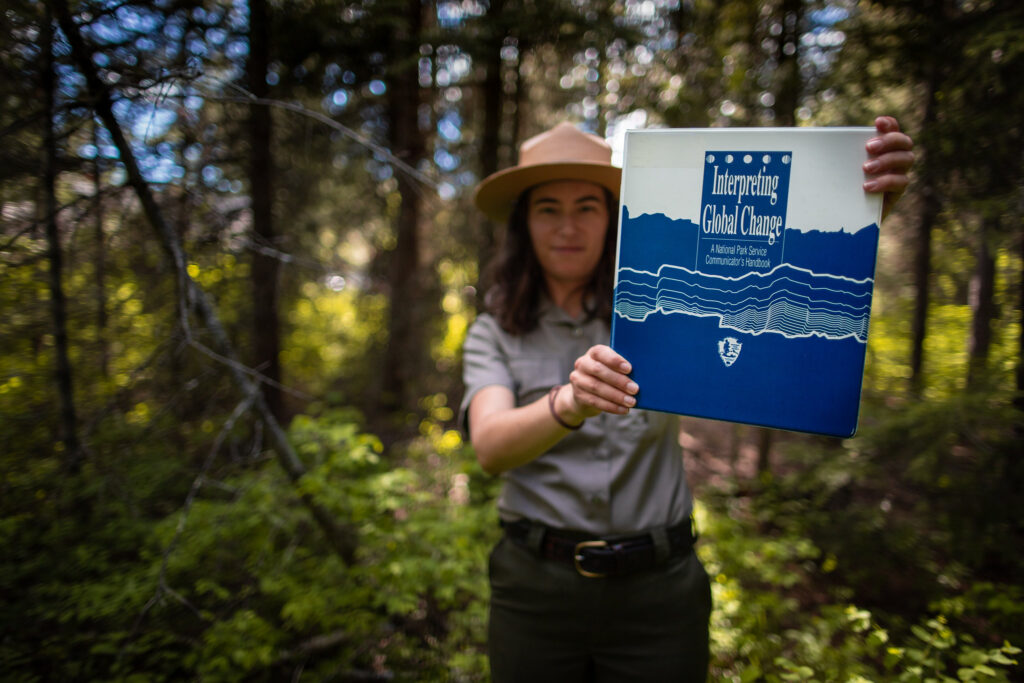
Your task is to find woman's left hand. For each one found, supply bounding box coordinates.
[863,116,915,220]
[563,344,639,422]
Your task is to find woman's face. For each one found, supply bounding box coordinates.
[527,180,610,291]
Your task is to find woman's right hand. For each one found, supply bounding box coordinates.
[560,344,639,422]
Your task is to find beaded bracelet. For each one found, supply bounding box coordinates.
[548,384,584,430]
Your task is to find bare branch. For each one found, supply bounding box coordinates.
[188,338,313,402]
[114,70,440,193]
[200,78,440,193]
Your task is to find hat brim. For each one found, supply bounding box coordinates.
[474,162,622,223]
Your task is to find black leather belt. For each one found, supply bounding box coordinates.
[502,518,696,578]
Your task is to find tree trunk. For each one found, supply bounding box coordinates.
[773,0,803,127]
[42,4,81,472]
[756,427,772,479]
[476,0,505,299]
[728,424,741,473]
[93,121,109,379]
[380,0,427,415]
[248,0,285,423]
[1016,218,1024,420]
[511,38,525,154]
[967,215,997,389]
[910,72,942,396]
[910,198,936,396]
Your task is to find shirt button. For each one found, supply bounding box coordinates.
[572,327,583,337]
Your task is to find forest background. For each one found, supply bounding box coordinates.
[1,0,1022,680]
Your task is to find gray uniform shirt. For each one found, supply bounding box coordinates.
[460,302,693,535]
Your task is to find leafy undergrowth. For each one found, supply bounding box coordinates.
[700,499,1021,682]
[699,394,1023,682]
[2,395,1020,681]
[1,404,497,682]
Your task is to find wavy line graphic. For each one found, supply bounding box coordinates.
[614,263,874,342]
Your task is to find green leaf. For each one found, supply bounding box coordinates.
[912,625,933,643]
[959,650,987,667]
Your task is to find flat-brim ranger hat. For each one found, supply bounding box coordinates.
[474,122,622,223]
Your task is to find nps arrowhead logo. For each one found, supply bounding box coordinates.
[717,336,742,367]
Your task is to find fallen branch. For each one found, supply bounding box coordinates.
[276,629,351,663]
[123,390,256,657]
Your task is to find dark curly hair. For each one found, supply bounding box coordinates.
[482,185,619,335]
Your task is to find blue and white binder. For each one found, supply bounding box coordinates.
[610,128,883,437]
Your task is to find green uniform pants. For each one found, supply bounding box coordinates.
[487,535,712,682]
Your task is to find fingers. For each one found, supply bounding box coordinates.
[864,117,915,217]
[568,345,639,416]
[873,115,900,135]
[862,150,914,193]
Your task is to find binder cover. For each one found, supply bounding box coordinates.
[610,128,882,437]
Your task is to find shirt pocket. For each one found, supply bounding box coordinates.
[508,356,567,407]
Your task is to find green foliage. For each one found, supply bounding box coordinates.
[2,0,1022,680]
[692,386,1022,682]
[699,497,1021,683]
[865,286,1022,404]
[0,407,497,681]
[284,283,389,401]
[3,392,1020,681]
[886,617,1021,683]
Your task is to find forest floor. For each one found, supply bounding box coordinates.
[679,416,776,492]
[678,416,823,495]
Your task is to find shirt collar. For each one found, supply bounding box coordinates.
[538,293,597,327]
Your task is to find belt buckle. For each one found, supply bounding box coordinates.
[573,540,608,578]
